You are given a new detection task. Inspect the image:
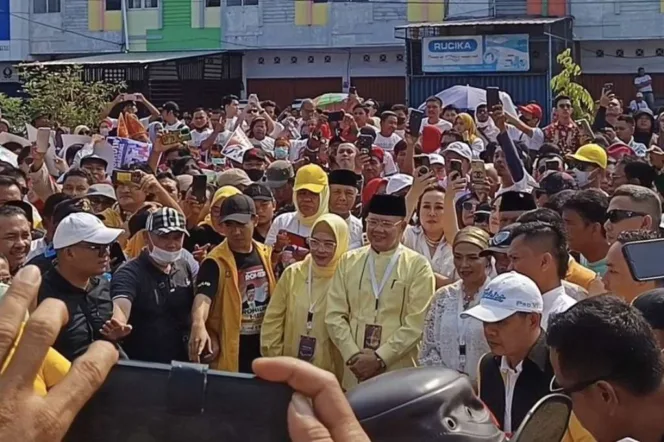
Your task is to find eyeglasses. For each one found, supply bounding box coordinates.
[307,238,337,252]
[77,242,112,257]
[550,375,604,396]
[606,209,647,224]
[366,219,403,230]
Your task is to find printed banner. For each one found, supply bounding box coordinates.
[108,137,152,169]
[422,34,529,73]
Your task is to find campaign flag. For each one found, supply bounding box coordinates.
[221,127,253,164]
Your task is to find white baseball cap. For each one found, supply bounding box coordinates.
[385,173,413,195]
[53,212,124,250]
[461,271,543,323]
[429,153,445,166]
[443,141,473,162]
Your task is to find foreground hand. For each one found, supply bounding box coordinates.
[253,357,370,442]
[0,266,118,442]
[100,318,132,341]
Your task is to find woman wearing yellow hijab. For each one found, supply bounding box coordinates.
[186,186,242,251]
[265,164,329,263]
[261,213,349,379]
[454,112,485,158]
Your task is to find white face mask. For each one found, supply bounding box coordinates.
[572,168,591,188]
[148,239,182,265]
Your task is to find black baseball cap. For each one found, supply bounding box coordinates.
[220,194,256,224]
[480,223,521,256]
[244,182,273,201]
[243,148,267,163]
[52,196,96,225]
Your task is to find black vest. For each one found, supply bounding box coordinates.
[478,332,553,431]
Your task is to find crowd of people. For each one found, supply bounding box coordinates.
[0,84,664,442]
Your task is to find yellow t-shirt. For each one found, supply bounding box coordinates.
[1,325,71,396]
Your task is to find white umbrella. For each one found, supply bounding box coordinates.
[419,85,518,116]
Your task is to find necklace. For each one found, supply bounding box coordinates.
[462,291,476,310]
[423,231,444,248]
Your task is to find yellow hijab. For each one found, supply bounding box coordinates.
[199,186,242,230]
[304,213,350,278]
[458,113,480,143]
[293,164,330,228]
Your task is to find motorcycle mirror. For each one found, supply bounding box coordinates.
[511,394,572,442]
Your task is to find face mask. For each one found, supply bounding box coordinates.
[246,169,264,182]
[99,128,109,136]
[149,240,182,265]
[572,168,591,188]
[0,282,8,300]
[274,147,288,160]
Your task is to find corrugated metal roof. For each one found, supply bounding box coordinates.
[396,16,568,30]
[21,51,224,66]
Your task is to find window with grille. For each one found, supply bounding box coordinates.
[34,0,61,13]
[227,0,258,6]
[206,0,221,6]
[128,0,158,8]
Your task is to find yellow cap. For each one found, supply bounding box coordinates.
[294,164,328,194]
[568,144,608,169]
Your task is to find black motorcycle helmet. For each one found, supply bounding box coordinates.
[347,367,505,442]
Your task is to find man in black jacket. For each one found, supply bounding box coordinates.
[461,271,548,434]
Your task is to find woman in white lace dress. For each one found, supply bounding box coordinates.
[402,185,455,284]
[418,226,493,383]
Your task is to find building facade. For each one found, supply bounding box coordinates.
[3,0,664,105]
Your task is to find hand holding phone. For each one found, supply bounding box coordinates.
[450,159,463,177]
[191,175,208,204]
[407,109,425,138]
[486,87,500,110]
[470,160,486,185]
[36,127,51,154]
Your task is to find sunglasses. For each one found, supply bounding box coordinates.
[77,242,112,257]
[606,209,647,224]
[549,376,604,396]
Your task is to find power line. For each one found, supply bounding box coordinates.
[8,12,124,47]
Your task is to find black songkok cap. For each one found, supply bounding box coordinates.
[329,169,359,187]
[368,194,406,218]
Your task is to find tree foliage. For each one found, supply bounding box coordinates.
[550,48,595,121]
[0,94,30,133]
[2,65,125,133]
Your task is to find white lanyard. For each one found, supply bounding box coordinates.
[368,249,402,310]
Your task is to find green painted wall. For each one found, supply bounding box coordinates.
[146,0,221,51]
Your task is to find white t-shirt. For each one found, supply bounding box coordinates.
[265,212,311,248]
[507,125,545,151]
[164,120,186,131]
[109,115,151,129]
[374,131,402,152]
[634,74,653,93]
[189,128,213,148]
[541,285,577,331]
[420,118,453,134]
[289,139,308,162]
[251,136,275,154]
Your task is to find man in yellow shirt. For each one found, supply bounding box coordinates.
[326,194,435,390]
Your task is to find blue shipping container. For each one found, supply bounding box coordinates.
[408,74,551,123]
